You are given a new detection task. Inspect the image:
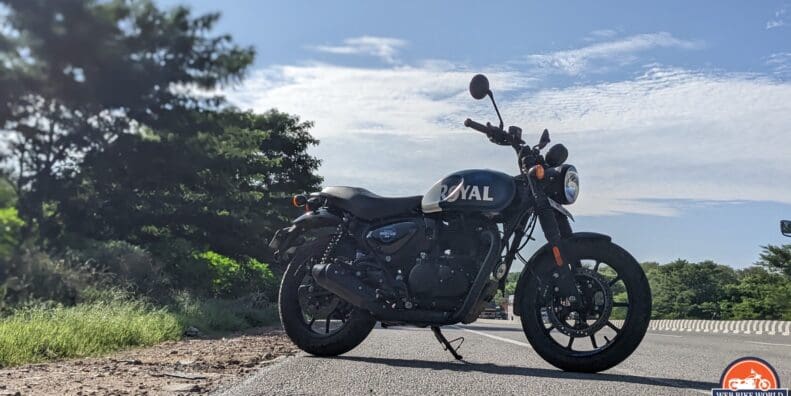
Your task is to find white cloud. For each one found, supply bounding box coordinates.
[501,67,791,215]
[584,29,619,42]
[226,54,791,217]
[766,6,788,29]
[525,32,703,75]
[231,63,530,139]
[767,52,791,76]
[311,36,407,64]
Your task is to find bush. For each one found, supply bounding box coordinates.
[193,251,277,299]
[65,240,167,297]
[0,300,182,367]
[1,249,85,310]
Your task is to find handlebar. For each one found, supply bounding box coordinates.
[463,118,489,134]
[464,118,511,145]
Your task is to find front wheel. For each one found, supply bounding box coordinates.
[759,379,771,391]
[279,233,376,357]
[519,238,651,373]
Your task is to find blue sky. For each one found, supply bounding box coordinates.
[160,0,791,268]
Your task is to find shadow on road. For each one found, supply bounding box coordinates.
[332,356,718,391]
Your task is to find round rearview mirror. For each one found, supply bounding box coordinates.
[546,144,568,167]
[469,74,490,100]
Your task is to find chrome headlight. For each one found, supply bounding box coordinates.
[563,166,579,204]
[545,164,579,205]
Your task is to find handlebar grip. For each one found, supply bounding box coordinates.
[464,118,488,134]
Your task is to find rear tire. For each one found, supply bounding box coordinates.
[519,238,651,372]
[279,234,376,357]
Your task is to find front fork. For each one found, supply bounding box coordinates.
[527,170,583,308]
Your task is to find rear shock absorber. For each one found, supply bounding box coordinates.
[321,223,347,265]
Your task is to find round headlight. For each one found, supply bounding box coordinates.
[563,166,579,204]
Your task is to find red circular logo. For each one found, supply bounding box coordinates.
[720,357,780,391]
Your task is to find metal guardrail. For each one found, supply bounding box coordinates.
[608,320,791,336]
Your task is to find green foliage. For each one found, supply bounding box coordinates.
[0,0,319,310]
[495,272,519,306]
[0,206,23,259]
[193,251,277,298]
[728,267,791,320]
[0,0,256,240]
[756,244,791,279]
[57,109,321,261]
[650,260,737,319]
[0,178,15,208]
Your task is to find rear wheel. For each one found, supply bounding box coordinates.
[279,233,376,356]
[519,238,651,372]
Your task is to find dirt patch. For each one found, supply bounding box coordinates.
[0,327,298,395]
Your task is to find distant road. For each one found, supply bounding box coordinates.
[217,320,791,396]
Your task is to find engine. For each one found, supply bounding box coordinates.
[361,214,491,311]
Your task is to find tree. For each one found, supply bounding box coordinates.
[728,267,791,320]
[650,260,738,319]
[0,0,254,242]
[56,109,321,260]
[756,244,791,279]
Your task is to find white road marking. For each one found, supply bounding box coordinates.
[647,333,684,338]
[456,325,710,395]
[746,341,791,347]
[451,326,533,349]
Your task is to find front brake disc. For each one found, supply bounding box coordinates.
[545,268,613,337]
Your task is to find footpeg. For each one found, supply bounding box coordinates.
[431,326,464,360]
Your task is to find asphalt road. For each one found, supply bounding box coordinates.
[217,320,791,395]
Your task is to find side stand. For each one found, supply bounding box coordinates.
[431,326,464,360]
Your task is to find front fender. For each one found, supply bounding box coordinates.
[511,232,611,316]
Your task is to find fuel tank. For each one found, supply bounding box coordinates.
[421,169,515,214]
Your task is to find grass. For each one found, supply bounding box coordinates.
[0,300,182,367]
[174,296,279,334]
[0,294,279,368]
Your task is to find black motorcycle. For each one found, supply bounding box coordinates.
[270,74,651,372]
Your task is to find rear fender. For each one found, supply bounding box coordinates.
[512,232,611,316]
[270,209,342,262]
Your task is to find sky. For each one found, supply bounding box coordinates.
[159,0,791,269]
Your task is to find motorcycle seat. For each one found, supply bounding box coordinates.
[319,186,422,220]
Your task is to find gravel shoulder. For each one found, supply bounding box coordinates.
[0,326,297,396]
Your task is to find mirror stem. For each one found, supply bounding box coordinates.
[488,92,504,130]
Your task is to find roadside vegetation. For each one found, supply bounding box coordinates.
[0,291,279,367]
[0,0,315,368]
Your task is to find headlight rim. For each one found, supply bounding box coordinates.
[563,166,579,204]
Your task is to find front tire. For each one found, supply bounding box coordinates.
[279,234,376,357]
[519,238,651,372]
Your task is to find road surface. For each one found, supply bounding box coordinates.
[217,320,791,395]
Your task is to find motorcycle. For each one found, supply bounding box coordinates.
[270,74,652,372]
[728,370,771,391]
